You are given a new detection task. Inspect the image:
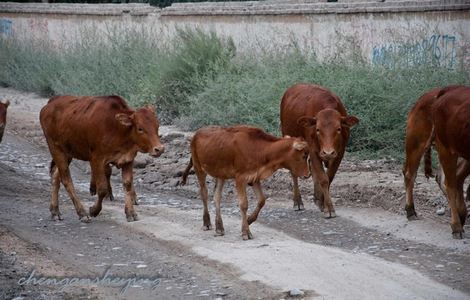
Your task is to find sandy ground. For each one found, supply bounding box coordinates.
[0,87,469,300]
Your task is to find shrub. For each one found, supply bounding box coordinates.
[1,27,468,160]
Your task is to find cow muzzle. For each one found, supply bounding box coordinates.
[149,145,165,158]
[319,149,337,161]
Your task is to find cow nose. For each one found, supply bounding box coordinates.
[320,149,337,160]
[151,145,165,157]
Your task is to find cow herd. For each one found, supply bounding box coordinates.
[0,84,468,240]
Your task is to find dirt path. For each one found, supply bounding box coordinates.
[0,87,469,299]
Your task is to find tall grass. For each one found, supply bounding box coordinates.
[1,27,468,160]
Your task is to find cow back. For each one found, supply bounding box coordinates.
[191,126,286,179]
[40,95,133,161]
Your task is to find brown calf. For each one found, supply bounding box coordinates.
[432,86,470,238]
[181,125,310,240]
[40,95,164,222]
[280,83,359,218]
[403,86,468,220]
[0,100,10,143]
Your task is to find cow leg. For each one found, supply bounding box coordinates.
[196,170,211,231]
[214,178,225,236]
[90,171,97,196]
[291,173,304,211]
[313,181,324,211]
[53,153,89,222]
[104,164,115,202]
[402,143,428,220]
[248,181,266,225]
[466,183,470,203]
[323,150,344,211]
[236,179,252,240]
[456,160,470,227]
[311,154,335,218]
[49,161,63,221]
[436,144,463,238]
[89,160,108,218]
[121,162,138,222]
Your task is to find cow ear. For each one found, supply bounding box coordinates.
[115,113,134,127]
[145,104,155,113]
[293,140,308,151]
[341,116,359,128]
[4,100,10,108]
[297,117,316,128]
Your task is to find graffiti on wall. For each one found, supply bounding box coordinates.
[0,19,12,36]
[372,34,457,69]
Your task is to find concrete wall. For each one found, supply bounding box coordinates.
[1,1,469,68]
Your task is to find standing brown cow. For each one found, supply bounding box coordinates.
[432,86,470,238]
[0,100,10,143]
[180,125,310,240]
[403,86,469,220]
[40,95,164,222]
[280,83,359,218]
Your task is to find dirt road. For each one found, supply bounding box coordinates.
[0,87,469,300]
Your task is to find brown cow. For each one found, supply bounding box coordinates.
[403,86,468,220]
[0,100,10,143]
[40,95,164,222]
[180,125,310,240]
[432,86,470,238]
[280,83,359,218]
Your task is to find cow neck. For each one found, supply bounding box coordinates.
[110,126,140,168]
[263,138,293,172]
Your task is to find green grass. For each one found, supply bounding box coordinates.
[1,27,468,160]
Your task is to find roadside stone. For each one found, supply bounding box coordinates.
[289,288,304,296]
[436,207,445,215]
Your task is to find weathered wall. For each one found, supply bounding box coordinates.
[1,1,469,68]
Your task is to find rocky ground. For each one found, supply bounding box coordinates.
[0,87,469,300]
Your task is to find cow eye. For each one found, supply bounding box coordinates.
[337,128,341,133]
[316,129,320,134]
[138,127,144,133]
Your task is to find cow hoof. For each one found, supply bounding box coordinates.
[323,211,336,219]
[215,228,225,236]
[242,232,253,240]
[407,214,419,221]
[293,203,305,211]
[202,224,212,231]
[80,215,91,223]
[126,214,139,222]
[452,232,464,239]
[109,193,115,202]
[50,213,63,221]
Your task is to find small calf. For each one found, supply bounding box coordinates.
[181,125,310,240]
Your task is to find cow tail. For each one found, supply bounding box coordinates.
[180,157,193,186]
[423,128,435,179]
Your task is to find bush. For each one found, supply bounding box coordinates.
[1,27,469,160]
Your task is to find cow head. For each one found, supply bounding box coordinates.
[115,105,165,157]
[0,100,10,143]
[282,137,310,178]
[298,109,359,161]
